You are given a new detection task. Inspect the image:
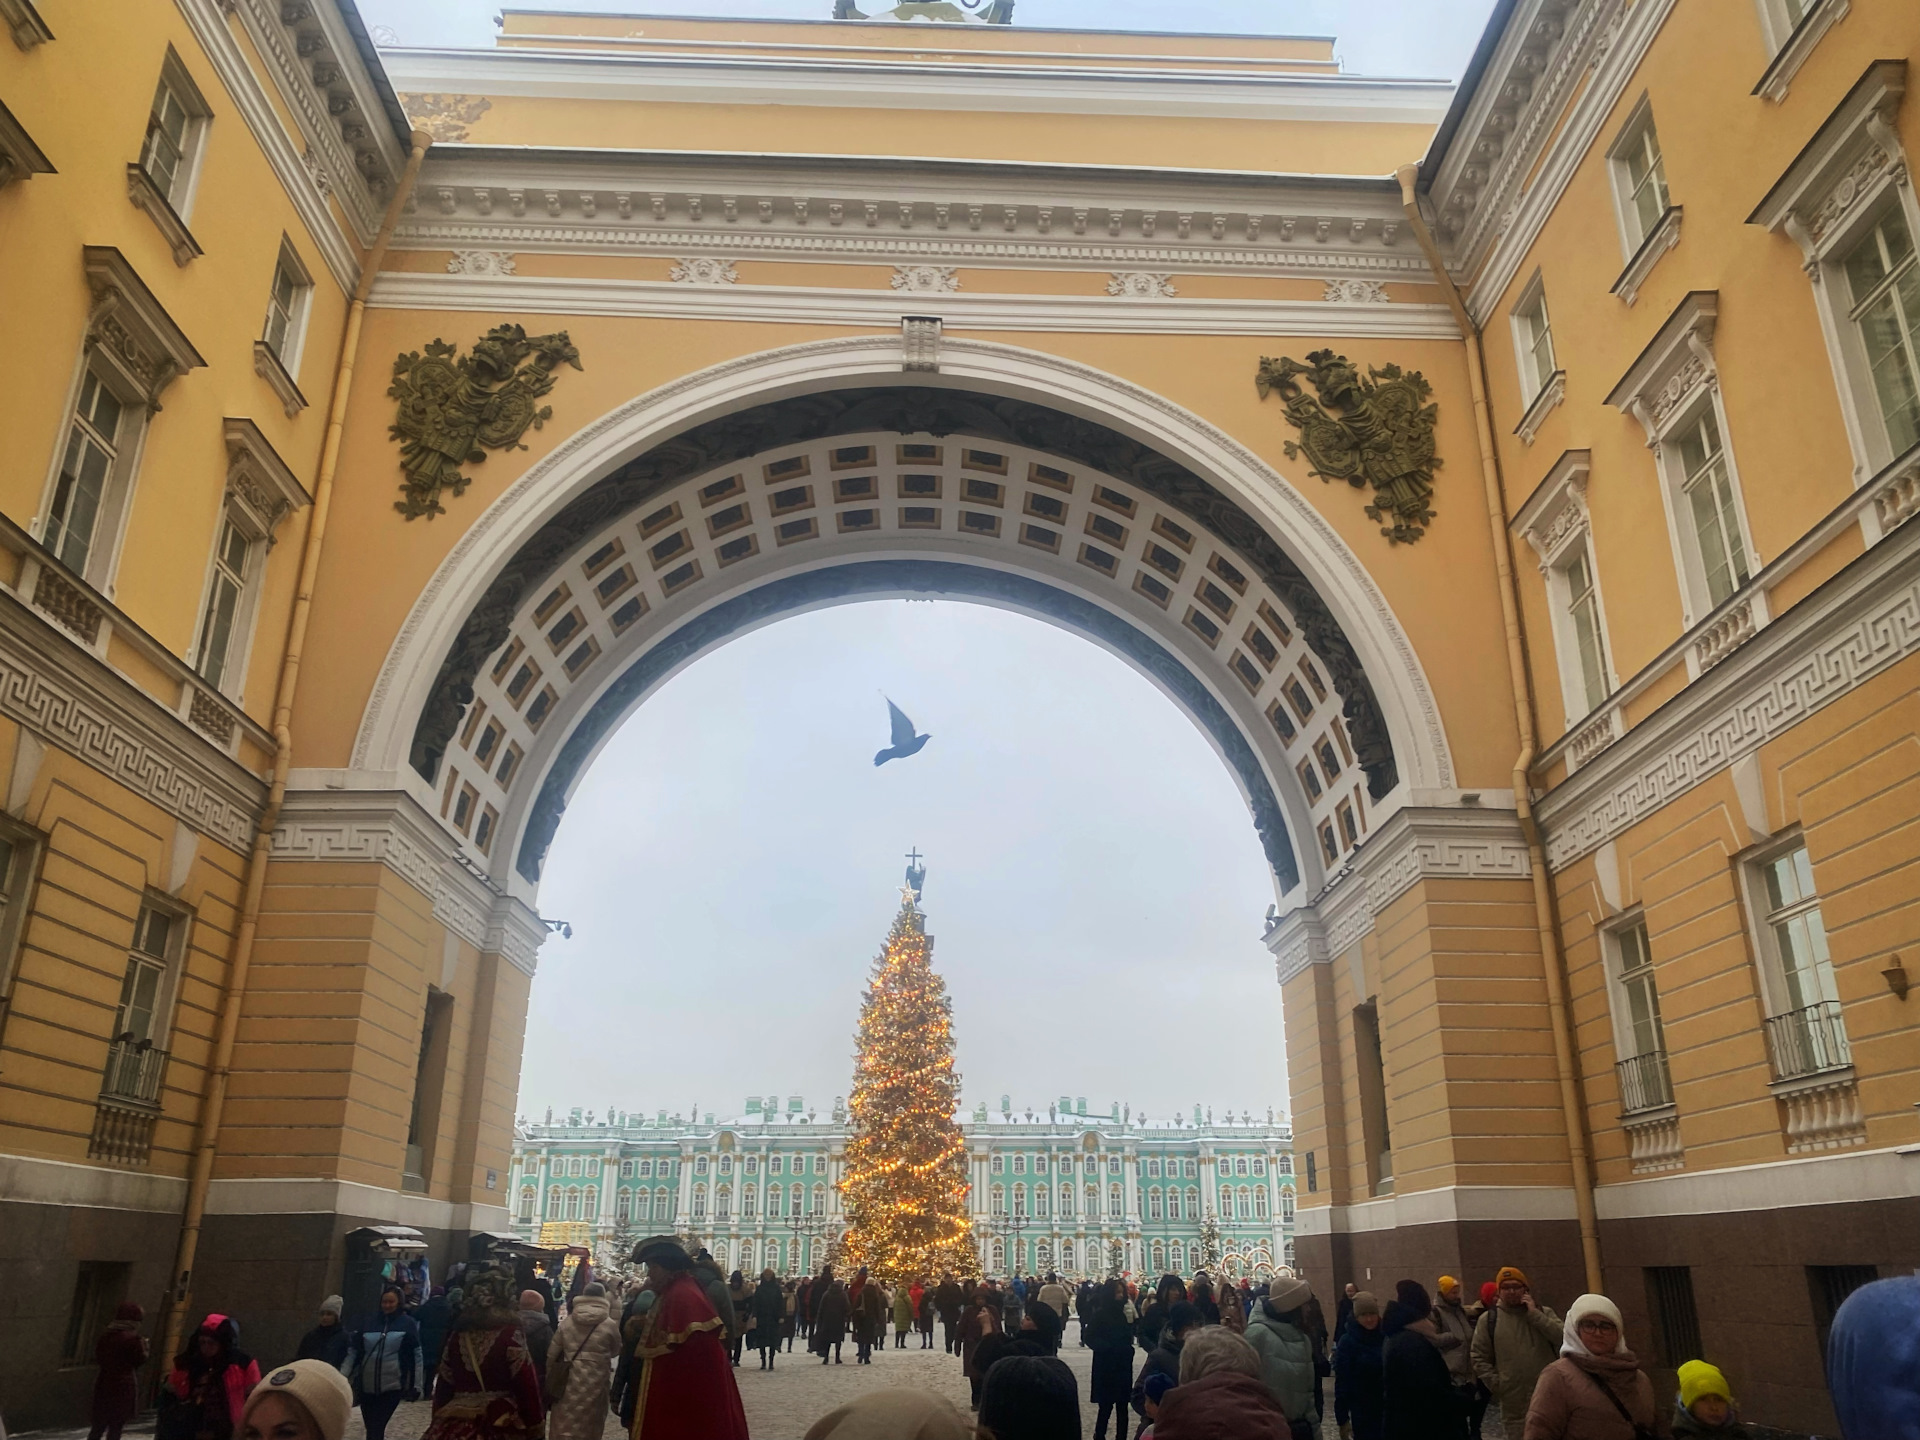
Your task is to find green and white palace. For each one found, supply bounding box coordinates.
[510,1096,1296,1281]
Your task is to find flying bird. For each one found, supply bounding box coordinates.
[874,698,931,767]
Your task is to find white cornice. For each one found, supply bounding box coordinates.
[382,47,1452,126]
[169,0,362,292]
[367,271,1459,338]
[1461,0,1681,323]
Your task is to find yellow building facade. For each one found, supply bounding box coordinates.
[0,0,1911,1431]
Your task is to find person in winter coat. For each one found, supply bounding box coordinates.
[892,1282,915,1348]
[725,1272,752,1366]
[513,1290,553,1377]
[915,1283,936,1348]
[1131,1301,1198,1423]
[959,1292,1004,1411]
[1086,1279,1137,1440]
[1333,1292,1385,1440]
[751,1271,786,1370]
[1471,1268,1564,1439]
[1299,1291,1332,1429]
[1335,1283,1358,1345]
[414,1289,452,1386]
[1245,1274,1318,1440]
[340,1287,420,1440]
[851,1270,887,1364]
[1381,1282,1463,1440]
[1825,1273,1920,1440]
[1521,1293,1667,1440]
[1671,1361,1750,1439]
[90,1302,148,1440]
[168,1314,262,1440]
[1433,1278,1487,1436]
[796,1276,814,1342]
[1152,1327,1289,1440]
[935,1274,964,1354]
[1036,1273,1072,1324]
[295,1299,350,1369]
[691,1251,737,1357]
[812,1275,850,1364]
[543,1282,620,1440]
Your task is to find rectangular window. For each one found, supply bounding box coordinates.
[1609,920,1673,1113]
[1841,209,1920,456]
[1612,106,1672,250]
[195,512,255,694]
[141,63,204,210]
[1674,410,1752,608]
[1514,285,1558,402]
[261,241,313,378]
[1749,841,1850,1079]
[63,1262,131,1365]
[46,370,125,578]
[1560,546,1610,714]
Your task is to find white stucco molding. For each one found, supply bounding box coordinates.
[204,1175,512,1231]
[1294,1184,1580,1236]
[1591,1144,1920,1219]
[0,1150,190,1213]
[348,337,1455,874]
[367,272,1460,339]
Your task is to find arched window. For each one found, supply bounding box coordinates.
[992,1185,1006,1215]
[792,1183,804,1214]
[811,1184,826,1215]
[638,1158,653,1177]
[1148,1158,1161,1178]
[992,1155,1004,1174]
[583,1188,597,1219]
[1279,1154,1293,1175]
[1108,1183,1122,1218]
[740,1239,755,1269]
[1108,1156,1121,1175]
[587,1158,600,1176]
[1165,1189,1180,1221]
[616,1190,632,1221]
[1185,1160,1197,1179]
[1253,1158,1266,1176]
[1254,1187,1269,1219]
[1281,1190,1295,1221]
[719,1155,733,1176]
[564,1188,582,1220]
[1013,1185,1027,1217]
[695,1156,708,1176]
[1013,1154,1026,1174]
[766,1186,782,1217]
[1151,1239,1166,1271]
[1236,1157,1249,1176]
[745,1156,758,1175]
[1149,1188,1163,1220]
[770,1155,784,1175]
[717,1189,731,1219]
[1188,1187,1200,1217]
[519,1187,536,1220]
[992,1241,1005,1271]
[1036,1241,1051,1269]
[1034,1185,1048,1217]
[620,1160,633,1178]
[1084,1184,1097,1216]
[743,1186,757,1218]
[1170,1240,1185,1272]
[693,1184,707,1218]
[655,1190,672,1221]
[1059,1184,1073,1216]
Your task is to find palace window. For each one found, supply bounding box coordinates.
[992,1185,1005,1216]
[564,1189,581,1220]
[583,1189,596,1220]
[1252,1158,1266,1176]
[1235,1157,1249,1176]
[1841,210,1920,457]
[518,1187,535,1220]
[692,1185,707,1218]
[654,1190,671,1221]
[742,1186,755,1218]
[1034,1185,1048,1217]
[139,53,210,217]
[1012,1185,1026,1217]
[719,1155,732,1176]
[1559,544,1612,716]
[260,238,313,387]
[811,1184,826,1214]
[1745,840,1850,1081]
[1085,1184,1097,1216]
[616,1190,632,1221]
[766,1186,782,1217]
[1147,1159,1161,1178]
[695,1156,708,1176]
[1059,1184,1072,1216]
[717,1189,731,1219]
[1278,1154,1292,1175]
[1254,1187,1269,1219]
[1108,1183,1122,1218]
[992,1241,1005,1271]
[1149,1189,1163,1220]
[545,1189,561,1219]
[1281,1189,1295,1221]
[745,1156,757,1175]
[991,1155,1004,1174]
[1513,277,1559,404]
[1609,101,1673,253]
[1151,1240,1166,1271]
[619,1160,633,1178]
[769,1155,783,1174]
[1674,410,1752,609]
[1170,1241,1185,1272]
[1607,919,1673,1113]
[1013,1154,1025,1174]
[45,369,128,582]
[638,1158,653,1177]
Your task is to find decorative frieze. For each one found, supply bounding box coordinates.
[892,265,959,294]
[1323,279,1388,303]
[1107,272,1176,298]
[222,418,311,544]
[901,316,942,373]
[1749,61,1907,266]
[1605,291,1718,445]
[447,250,516,276]
[82,247,206,409]
[667,257,737,285]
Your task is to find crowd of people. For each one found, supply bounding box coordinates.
[76,1247,1917,1440]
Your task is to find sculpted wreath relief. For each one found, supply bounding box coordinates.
[1257,349,1440,544]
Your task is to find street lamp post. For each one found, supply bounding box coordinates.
[983,1210,1033,1278]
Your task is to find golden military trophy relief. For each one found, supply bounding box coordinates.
[1257,351,1441,545]
[387,323,584,520]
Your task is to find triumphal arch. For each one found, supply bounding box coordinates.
[1,0,1914,1428]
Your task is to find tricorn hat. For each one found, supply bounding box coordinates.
[632,1235,693,1269]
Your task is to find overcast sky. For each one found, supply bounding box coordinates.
[355,0,1498,1126]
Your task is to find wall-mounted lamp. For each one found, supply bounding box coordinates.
[1883,953,1909,1001]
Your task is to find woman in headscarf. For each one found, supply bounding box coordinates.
[751,1269,786,1370]
[423,1264,545,1440]
[1521,1293,1667,1439]
[167,1315,261,1440]
[1087,1277,1139,1440]
[90,1302,148,1440]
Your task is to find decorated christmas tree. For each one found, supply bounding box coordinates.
[836,883,980,1284]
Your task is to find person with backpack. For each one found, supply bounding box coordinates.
[339,1288,418,1440]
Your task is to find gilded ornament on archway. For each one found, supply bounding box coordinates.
[386,324,583,520]
[1256,349,1440,544]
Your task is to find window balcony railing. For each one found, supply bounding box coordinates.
[1764,1000,1852,1082]
[99,1034,167,1108]
[1616,1049,1674,1114]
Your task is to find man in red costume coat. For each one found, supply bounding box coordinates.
[626,1236,748,1440]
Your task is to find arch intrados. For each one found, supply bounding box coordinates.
[352,338,1451,808]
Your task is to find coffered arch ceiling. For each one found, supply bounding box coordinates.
[403,388,1418,899]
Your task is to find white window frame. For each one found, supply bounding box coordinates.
[1514,452,1617,727]
[1666,402,1756,615]
[139,50,212,220]
[1751,0,1849,103]
[1605,293,1766,639]
[260,237,314,381]
[42,363,139,591]
[1510,271,1560,407]
[1738,835,1842,1022]
[0,816,44,1008]
[113,894,192,1053]
[1607,96,1674,259]
[1750,65,1919,488]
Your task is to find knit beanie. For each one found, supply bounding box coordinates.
[1394,1280,1432,1320]
[319,1295,343,1319]
[1350,1291,1380,1318]
[245,1362,353,1440]
[1495,1266,1529,1288]
[1678,1360,1733,1410]
[1141,1372,1177,1406]
[1437,1276,1460,1300]
[1480,1281,1499,1307]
